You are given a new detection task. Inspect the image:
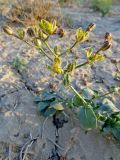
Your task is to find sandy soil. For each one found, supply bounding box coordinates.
[0,5,120,160]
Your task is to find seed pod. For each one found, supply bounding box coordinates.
[66,62,76,72]
[3,26,13,35]
[57,28,65,38]
[38,29,47,40]
[63,73,71,86]
[33,38,41,47]
[104,32,112,42]
[98,41,112,52]
[27,28,35,37]
[86,23,96,32]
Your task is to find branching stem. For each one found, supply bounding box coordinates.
[60,41,78,56]
[70,85,88,108]
[75,61,88,69]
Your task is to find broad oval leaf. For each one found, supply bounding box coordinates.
[77,106,97,129]
[99,98,119,113]
[81,88,97,100]
[111,128,120,140]
[112,121,120,128]
[72,95,83,107]
[43,108,56,117]
[38,101,50,112]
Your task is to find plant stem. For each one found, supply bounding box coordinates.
[39,48,53,61]
[14,34,53,62]
[60,41,78,56]
[43,41,55,55]
[14,34,34,48]
[75,61,88,69]
[93,91,115,100]
[70,85,88,107]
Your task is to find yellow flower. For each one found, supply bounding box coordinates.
[50,56,63,75]
[52,63,63,74]
[76,28,89,42]
[89,53,105,64]
[86,49,105,64]
[39,19,57,35]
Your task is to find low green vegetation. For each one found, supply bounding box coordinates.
[92,0,112,16]
[3,19,120,140]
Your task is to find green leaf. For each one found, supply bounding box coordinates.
[72,95,83,107]
[34,90,56,103]
[111,128,120,140]
[43,108,56,117]
[99,98,119,113]
[37,101,50,112]
[112,121,120,128]
[109,86,119,93]
[81,88,97,100]
[66,97,74,108]
[77,106,97,129]
[43,93,56,101]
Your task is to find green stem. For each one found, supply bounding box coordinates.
[70,85,88,108]
[39,47,53,62]
[43,41,55,56]
[14,35,34,48]
[93,91,115,100]
[60,41,78,56]
[75,61,88,69]
[14,34,53,62]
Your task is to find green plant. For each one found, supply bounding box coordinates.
[59,0,82,6]
[12,57,28,73]
[92,0,112,16]
[3,20,120,140]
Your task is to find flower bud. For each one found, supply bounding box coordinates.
[33,38,41,47]
[76,28,89,42]
[66,62,76,72]
[27,28,35,37]
[99,41,112,52]
[104,32,112,42]
[38,29,47,40]
[57,28,65,38]
[17,28,25,39]
[3,26,13,35]
[86,23,96,32]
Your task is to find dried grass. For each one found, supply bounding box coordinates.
[6,0,61,26]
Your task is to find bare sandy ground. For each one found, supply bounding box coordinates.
[0,5,120,160]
